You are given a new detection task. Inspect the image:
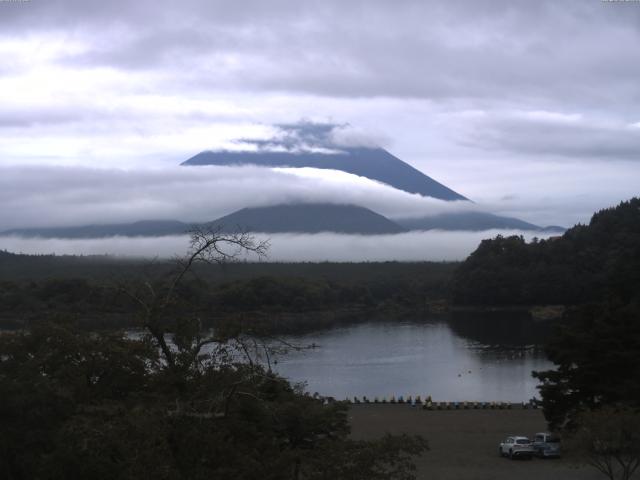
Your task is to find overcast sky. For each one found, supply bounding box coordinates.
[1,0,639,230]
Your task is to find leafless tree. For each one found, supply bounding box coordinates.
[116,224,318,421]
[119,225,269,371]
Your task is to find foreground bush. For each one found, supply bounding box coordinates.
[0,321,427,480]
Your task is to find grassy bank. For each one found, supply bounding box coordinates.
[349,405,599,480]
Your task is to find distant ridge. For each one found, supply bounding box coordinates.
[2,220,191,239]
[1,206,563,239]
[397,211,547,232]
[2,204,405,238]
[182,147,468,201]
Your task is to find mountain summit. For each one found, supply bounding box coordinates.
[182,147,468,202]
[210,203,405,234]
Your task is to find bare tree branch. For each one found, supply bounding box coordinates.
[117,224,268,372]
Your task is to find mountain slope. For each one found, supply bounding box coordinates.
[209,204,405,234]
[396,211,542,231]
[182,147,468,201]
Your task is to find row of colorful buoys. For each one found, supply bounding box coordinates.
[425,401,514,410]
[347,397,534,410]
[349,395,432,405]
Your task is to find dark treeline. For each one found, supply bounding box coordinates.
[451,197,640,307]
[0,258,455,332]
[0,252,456,285]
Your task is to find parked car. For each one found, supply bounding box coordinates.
[532,432,561,458]
[499,436,534,459]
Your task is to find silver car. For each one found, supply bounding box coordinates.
[499,436,534,459]
[532,432,561,458]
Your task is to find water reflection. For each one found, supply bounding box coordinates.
[448,310,553,359]
[272,315,554,402]
[449,310,552,347]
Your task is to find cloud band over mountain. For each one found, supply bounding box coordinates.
[0,164,475,231]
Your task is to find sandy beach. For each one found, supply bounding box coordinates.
[349,405,600,480]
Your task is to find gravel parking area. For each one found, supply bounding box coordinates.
[349,405,601,480]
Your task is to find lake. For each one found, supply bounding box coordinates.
[271,312,554,402]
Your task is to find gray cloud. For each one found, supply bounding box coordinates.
[1,0,639,232]
[3,0,639,108]
[0,229,552,262]
[64,28,222,71]
[238,121,390,152]
[239,122,340,151]
[0,107,80,128]
[463,112,640,160]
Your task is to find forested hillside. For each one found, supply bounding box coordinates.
[451,198,640,306]
[0,259,455,331]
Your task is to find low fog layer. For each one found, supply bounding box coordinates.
[0,230,553,262]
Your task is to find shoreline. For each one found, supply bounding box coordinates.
[451,304,566,321]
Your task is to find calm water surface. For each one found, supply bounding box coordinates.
[272,314,554,402]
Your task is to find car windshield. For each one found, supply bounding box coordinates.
[516,439,530,444]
